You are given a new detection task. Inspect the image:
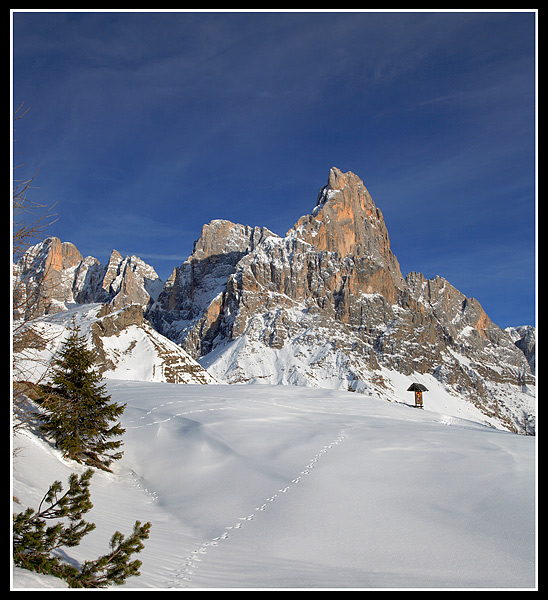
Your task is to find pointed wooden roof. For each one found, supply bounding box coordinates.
[407,383,428,392]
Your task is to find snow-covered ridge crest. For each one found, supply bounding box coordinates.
[14,303,217,385]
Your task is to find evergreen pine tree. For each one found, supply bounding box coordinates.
[40,320,126,471]
[13,469,151,587]
[13,469,96,581]
[73,520,152,587]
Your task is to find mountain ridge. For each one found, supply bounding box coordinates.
[13,167,535,433]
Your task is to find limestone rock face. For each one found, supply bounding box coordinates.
[13,237,85,318]
[147,220,278,355]
[97,250,162,310]
[148,167,534,432]
[292,167,404,291]
[13,237,163,318]
[506,325,536,374]
[13,168,535,430]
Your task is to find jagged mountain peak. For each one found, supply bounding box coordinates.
[322,165,373,200]
[13,236,163,318]
[191,219,279,261]
[286,167,404,300]
[326,165,349,189]
[152,166,533,432]
[13,168,535,432]
[312,167,378,220]
[15,236,83,275]
[13,237,215,386]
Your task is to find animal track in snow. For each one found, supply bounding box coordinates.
[125,405,236,429]
[171,427,351,587]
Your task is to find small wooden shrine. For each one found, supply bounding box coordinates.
[407,383,428,408]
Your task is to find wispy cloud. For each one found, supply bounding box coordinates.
[13,10,535,326]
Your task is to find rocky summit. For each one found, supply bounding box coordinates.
[13,167,535,433]
[147,167,534,432]
[13,237,163,319]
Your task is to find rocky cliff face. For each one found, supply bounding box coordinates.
[13,237,163,319]
[147,220,279,356]
[148,167,534,432]
[506,325,536,374]
[14,168,535,431]
[13,237,85,319]
[12,239,217,385]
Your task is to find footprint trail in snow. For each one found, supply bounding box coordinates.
[170,427,351,587]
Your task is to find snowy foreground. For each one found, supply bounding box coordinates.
[12,381,536,590]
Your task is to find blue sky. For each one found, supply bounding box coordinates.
[12,10,536,328]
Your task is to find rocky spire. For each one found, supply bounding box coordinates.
[13,237,162,318]
[290,167,404,288]
[13,237,84,318]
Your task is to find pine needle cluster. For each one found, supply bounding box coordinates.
[13,469,151,587]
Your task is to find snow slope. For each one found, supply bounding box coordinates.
[12,381,536,590]
[14,303,217,385]
[201,333,536,434]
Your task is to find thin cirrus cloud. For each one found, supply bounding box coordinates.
[12,10,536,327]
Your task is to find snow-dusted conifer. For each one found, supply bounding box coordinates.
[40,320,126,470]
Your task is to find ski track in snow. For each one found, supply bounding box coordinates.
[169,426,351,588]
[124,402,237,428]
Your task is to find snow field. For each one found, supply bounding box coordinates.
[12,381,536,589]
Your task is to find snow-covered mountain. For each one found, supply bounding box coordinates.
[13,303,217,385]
[148,168,535,434]
[13,236,163,320]
[12,237,216,386]
[13,167,535,432]
[11,167,537,590]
